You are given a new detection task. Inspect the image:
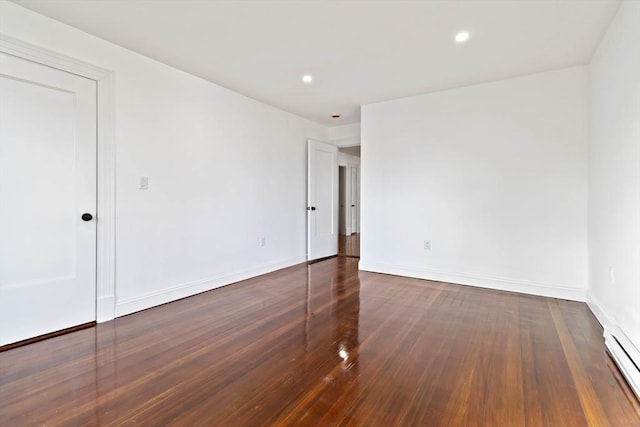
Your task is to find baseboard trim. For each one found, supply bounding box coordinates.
[605,326,640,400]
[358,261,586,301]
[586,294,640,400]
[585,293,611,330]
[115,256,306,317]
[96,295,115,323]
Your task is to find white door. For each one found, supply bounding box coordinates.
[307,139,338,260]
[0,52,97,347]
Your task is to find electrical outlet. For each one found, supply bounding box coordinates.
[260,237,266,247]
[609,266,615,284]
[424,240,431,250]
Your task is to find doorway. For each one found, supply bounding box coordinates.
[338,146,360,258]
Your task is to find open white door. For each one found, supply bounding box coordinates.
[0,52,97,346]
[307,139,338,260]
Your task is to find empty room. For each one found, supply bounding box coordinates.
[1,0,639,425]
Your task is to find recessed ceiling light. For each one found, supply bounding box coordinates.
[302,75,313,83]
[455,31,470,43]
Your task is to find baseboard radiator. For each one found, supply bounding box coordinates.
[605,325,640,400]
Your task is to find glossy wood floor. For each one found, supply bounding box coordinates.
[1,258,639,426]
[338,233,360,258]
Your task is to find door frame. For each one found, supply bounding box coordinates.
[0,34,116,322]
[337,150,360,236]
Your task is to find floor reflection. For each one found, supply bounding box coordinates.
[0,257,365,425]
[338,233,360,258]
[2,256,637,426]
[305,257,360,378]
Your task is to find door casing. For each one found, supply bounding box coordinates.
[0,33,116,322]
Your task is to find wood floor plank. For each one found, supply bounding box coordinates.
[338,233,360,258]
[561,301,640,424]
[1,257,639,426]
[548,299,611,427]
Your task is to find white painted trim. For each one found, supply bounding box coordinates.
[0,34,117,322]
[0,34,110,80]
[586,293,640,400]
[97,296,116,320]
[605,326,640,400]
[95,70,116,322]
[358,262,586,301]
[115,256,306,317]
[585,292,611,330]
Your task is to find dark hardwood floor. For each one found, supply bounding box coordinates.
[1,257,639,426]
[338,233,360,258]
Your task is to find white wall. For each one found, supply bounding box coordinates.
[588,1,640,348]
[0,2,327,317]
[338,152,360,165]
[361,67,589,301]
[328,123,361,147]
[338,146,361,157]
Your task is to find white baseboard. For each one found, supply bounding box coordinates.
[586,293,640,400]
[605,326,640,400]
[585,292,611,330]
[358,261,586,301]
[114,255,306,317]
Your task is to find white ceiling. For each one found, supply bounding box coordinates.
[12,0,620,125]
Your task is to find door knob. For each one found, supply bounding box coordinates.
[81,213,93,222]
[307,206,317,211]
